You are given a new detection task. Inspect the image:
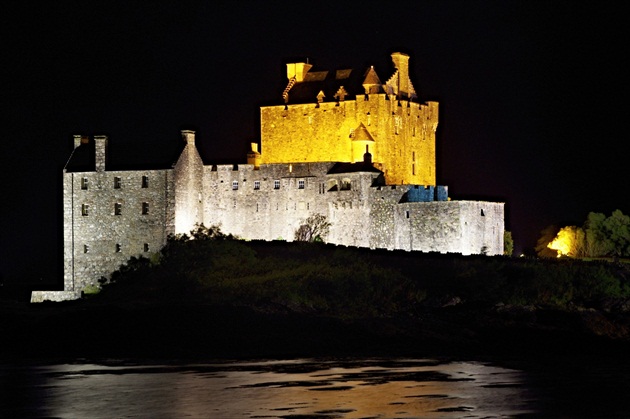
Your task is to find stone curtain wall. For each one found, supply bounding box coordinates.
[202,162,334,241]
[63,169,174,293]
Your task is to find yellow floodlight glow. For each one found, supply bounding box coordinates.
[547,227,575,257]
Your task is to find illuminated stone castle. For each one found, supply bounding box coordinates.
[31,52,504,302]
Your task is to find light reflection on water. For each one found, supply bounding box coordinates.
[1,358,536,418]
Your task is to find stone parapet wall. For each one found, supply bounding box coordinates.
[31,291,81,303]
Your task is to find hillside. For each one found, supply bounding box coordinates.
[2,235,630,365]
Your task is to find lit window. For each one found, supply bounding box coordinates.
[142,202,149,215]
[142,175,149,188]
[81,177,88,190]
[81,204,89,216]
[254,180,260,190]
[114,176,121,189]
[298,180,305,189]
[114,203,122,215]
[143,243,149,252]
[232,181,238,190]
[274,180,280,189]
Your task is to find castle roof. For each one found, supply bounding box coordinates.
[327,161,382,175]
[285,65,368,105]
[281,52,418,104]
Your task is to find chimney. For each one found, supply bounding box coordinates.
[94,135,108,172]
[286,62,313,82]
[181,130,195,145]
[390,52,417,100]
[247,142,261,169]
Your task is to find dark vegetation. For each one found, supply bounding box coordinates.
[97,225,630,313]
[3,225,630,364]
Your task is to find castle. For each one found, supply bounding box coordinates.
[31,52,504,302]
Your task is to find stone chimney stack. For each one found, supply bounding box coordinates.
[94,135,108,172]
[286,62,313,82]
[390,52,417,100]
[181,129,196,145]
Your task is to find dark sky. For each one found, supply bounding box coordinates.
[2,1,628,285]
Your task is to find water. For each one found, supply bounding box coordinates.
[1,358,542,418]
[1,357,629,418]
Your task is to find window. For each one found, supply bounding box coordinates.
[340,179,351,191]
[232,181,239,190]
[115,243,121,253]
[254,180,260,190]
[142,175,149,188]
[406,210,410,219]
[81,177,88,190]
[143,243,149,252]
[298,180,305,189]
[142,202,149,215]
[114,176,121,189]
[83,244,89,253]
[81,204,89,216]
[274,180,280,190]
[114,202,122,215]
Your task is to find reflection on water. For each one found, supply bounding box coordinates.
[0,358,537,418]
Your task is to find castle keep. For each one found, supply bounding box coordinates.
[31,52,504,302]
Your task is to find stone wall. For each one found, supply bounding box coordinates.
[63,168,174,293]
[30,291,81,303]
[260,95,439,186]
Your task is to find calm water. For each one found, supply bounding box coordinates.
[0,357,628,418]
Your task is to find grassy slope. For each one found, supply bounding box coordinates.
[2,238,630,363]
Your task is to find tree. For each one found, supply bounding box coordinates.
[584,212,610,257]
[504,231,514,256]
[535,225,560,258]
[603,210,630,257]
[294,214,331,242]
[548,225,586,258]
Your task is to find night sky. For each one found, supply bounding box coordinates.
[2,1,628,286]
